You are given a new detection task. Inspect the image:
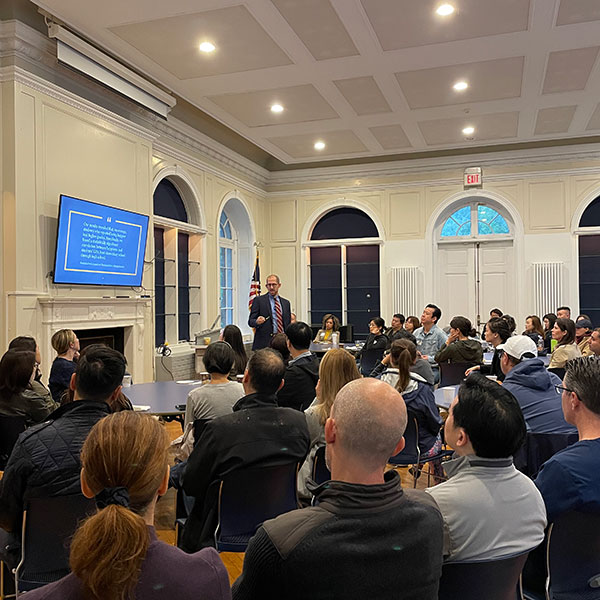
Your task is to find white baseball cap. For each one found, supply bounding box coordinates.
[497,335,538,361]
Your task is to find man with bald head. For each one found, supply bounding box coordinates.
[233,378,444,600]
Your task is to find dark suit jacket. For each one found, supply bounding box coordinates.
[181,392,309,552]
[248,293,291,350]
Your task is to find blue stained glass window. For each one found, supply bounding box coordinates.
[441,206,471,237]
[477,205,509,235]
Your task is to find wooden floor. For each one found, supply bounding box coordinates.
[156,419,439,584]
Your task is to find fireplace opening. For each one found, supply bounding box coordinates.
[73,327,125,355]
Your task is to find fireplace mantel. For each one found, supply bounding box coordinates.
[38,296,154,383]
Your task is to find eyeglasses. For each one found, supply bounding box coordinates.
[555,385,573,395]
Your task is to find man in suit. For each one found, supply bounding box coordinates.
[248,274,291,350]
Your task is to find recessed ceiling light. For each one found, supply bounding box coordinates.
[453,80,468,91]
[314,141,326,151]
[462,126,475,135]
[436,4,455,16]
[270,104,284,113]
[199,41,216,53]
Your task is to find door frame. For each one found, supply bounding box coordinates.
[426,190,524,325]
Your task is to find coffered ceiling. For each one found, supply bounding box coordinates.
[29,0,600,166]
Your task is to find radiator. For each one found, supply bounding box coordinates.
[391,267,420,318]
[532,262,563,318]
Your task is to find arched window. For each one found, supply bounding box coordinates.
[440,204,510,238]
[577,195,600,325]
[153,178,202,346]
[219,211,235,327]
[308,207,381,337]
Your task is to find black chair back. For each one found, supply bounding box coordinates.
[16,494,96,592]
[339,324,353,343]
[388,414,420,466]
[547,511,600,599]
[438,552,529,600]
[547,367,566,380]
[311,445,330,485]
[215,461,300,552]
[439,363,473,388]
[0,415,27,469]
[514,431,579,478]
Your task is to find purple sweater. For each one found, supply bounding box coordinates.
[24,527,231,600]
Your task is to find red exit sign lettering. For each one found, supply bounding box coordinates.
[464,167,483,189]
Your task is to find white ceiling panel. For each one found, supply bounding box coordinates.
[28,0,600,164]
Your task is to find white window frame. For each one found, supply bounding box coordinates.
[218,212,237,328]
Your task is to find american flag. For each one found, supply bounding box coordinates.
[248,250,261,310]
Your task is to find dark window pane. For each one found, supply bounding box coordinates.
[178,232,190,341]
[153,179,188,222]
[580,196,600,228]
[154,227,165,345]
[311,208,378,240]
[579,256,600,283]
[310,246,341,265]
[579,235,600,256]
[346,245,379,262]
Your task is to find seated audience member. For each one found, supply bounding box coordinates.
[0,344,126,566]
[466,316,512,381]
[48,328,80,403]
[500,336,576,434]
[549,318,581,369]
[404,315,420,334]
[575,318,593,356]
[298,349,360,500]
[232,378,444,600]
[8,336,44,383]
[414,304,447,383]
[386,313,408,344]
[221,324,248,379]
[426,375,546,563]
[358,317,388,376]
[373,340,442,458]
[576,313,592,322]
[589,328,600,357]
[523,315,546,351]
[556,306,571,320]
[535,357,600,522]
[502,314,517,335]
[0,350,57,424]
[434,316,483,365]
[277,322,320,411]
[370,333,435,385]
[185,342,244,428]
[542,313,557,353]
[24,412,230,600]
[313,313,340,343]
[181,349,309,552]
[269,332,291,366]
[490,308,503,319]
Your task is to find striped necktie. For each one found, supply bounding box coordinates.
[274,296,284,333]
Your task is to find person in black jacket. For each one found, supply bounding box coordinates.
[232,378,444,600]
[276,322,320,411]
[359,317,388,376]
[181,348,310,552]
[466,317,511,382]
[0,344,126,568]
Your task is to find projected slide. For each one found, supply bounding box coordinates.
[54,195,149,287]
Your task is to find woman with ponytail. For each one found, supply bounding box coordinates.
[373,339,442,458]
[26,411,231,600]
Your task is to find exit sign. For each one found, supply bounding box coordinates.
[464,167,483,189]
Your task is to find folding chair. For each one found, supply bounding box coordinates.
[439,552,530,600]
[311,445,330,485]
[387,413,452,487]
[15,495,96,594]
[214,461,300,552]
[0,416,27,471]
